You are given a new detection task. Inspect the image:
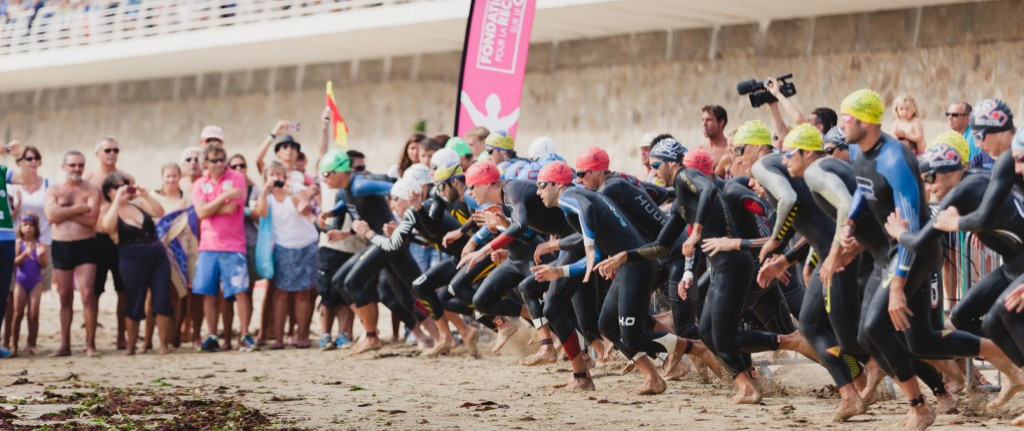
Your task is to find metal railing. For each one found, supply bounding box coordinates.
[0,0,424,57]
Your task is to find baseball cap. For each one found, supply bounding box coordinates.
[538,161,574,185]
[576,147,610,171]
[734,120,772,147]
[445,137,473,157]
[485,130,515,151]
[465,161,500,186]
[840,88,884,125]
[783,123,824,152]
[650,137,686,163]
[320,149,351,173]
[200,125,224,142]
[684,149,713,176]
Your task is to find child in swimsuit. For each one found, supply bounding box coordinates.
[12,213,49,356]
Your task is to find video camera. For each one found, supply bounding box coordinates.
[736,74,796,108]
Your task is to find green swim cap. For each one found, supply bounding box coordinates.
[320,149,351,173]
[446,137,472,157]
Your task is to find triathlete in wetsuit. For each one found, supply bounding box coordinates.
[755,124,868,421]
[457,163,558,362]
[838,88,970,429]
[887,136,1024,411]
[532,161,715,395]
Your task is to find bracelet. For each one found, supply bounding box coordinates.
[267,133,276,140]
[740,239,751,249]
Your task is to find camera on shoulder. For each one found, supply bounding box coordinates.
[736,74,796,108]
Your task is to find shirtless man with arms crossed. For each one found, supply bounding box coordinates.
[45,151,102,357]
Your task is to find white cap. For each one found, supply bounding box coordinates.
[640,133,657,148]
[430,148,461,170]
[403,163,432,186]
[527,137,557,159]
[390,178,420,201]
[201,125,225,141]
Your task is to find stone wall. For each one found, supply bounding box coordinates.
[3,0,1024,185]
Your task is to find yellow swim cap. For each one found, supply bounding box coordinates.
[783,123,824,152]
[484,130,515,151]
[840,88,884,125]
[734,120,772,147]
[928,131,970,167]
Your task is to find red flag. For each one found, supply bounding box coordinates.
[325,81,349,148]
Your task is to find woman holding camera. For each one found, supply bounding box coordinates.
[97,172,172,355]
[253,161,319,349]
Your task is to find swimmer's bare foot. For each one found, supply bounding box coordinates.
[695,347,727,381]
[691,354,711,383]
[491,319,519,354]
[935,393,958,414]
[663,340,691,381]
[903,403,936,431]
[521,345,557,366]
[635,375,667,395]
[423,338,453,358]
[160,346,172,355]
[986,360,1024,411]
[50,347,71,357]
[860,359,885,406]
[834,396,867,422]
[926,359,964,395]
[123,347,136,356]
[553,374,596,391]
[351,337,382,355]
[27,346,36,356]
[85,347,100,357]
[463,327,480,358]
[621,361,636,375]
[1011,411,1024,426]
[731,385,763,404]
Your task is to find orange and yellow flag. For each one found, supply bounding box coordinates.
[325,81,349,148]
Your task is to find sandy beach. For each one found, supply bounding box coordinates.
[1,287,1022,430]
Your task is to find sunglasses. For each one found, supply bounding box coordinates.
[536,181,552,189]
[922,171,937,184]
[277,143,300,151]
[353,165,366,172]
[229,163,247,170]
[651,161,662,169]
[973,129,989,141]
[184,157,199,163]
[19,156,40,163]
[102,148,120,154]
[733,146,745,156]
[206,158,227,164]
[945,112,968,118]
[1014,152,1024,163]
[784,149,799,159]
[575,170,588,179]
[65,163,85,168]
[824,144,848,155]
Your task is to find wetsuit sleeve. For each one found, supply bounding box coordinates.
[472,226,495,245]
[485,187,528,251]
[804,162,854,243]
[959,153,1013,231]
[626,209,685,261]
[877,148,923,278]
[898,182,969,253]
[369,209,417,252]
[349,175,393,197]
[783,238,811,264]
[642,182,673,204]
[557,190,597,247]
[563,249,603,278]
[558,233,583,250]
[751,160,797,242]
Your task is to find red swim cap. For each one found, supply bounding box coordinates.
[465,161,500,187]
[576,147,610,171]
[684,149,713,176]
[538,161,575,185]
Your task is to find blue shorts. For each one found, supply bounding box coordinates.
[193,251,250,299]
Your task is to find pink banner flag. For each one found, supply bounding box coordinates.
[454,0,537,139]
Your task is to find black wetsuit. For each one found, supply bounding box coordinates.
[753,154,860,387]
[850,134,981,384]
[557,187,678,360]
[627,168,775,377]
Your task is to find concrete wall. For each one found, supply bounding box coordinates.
[3,0,1024,185]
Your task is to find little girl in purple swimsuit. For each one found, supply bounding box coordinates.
[12,213,48,356]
